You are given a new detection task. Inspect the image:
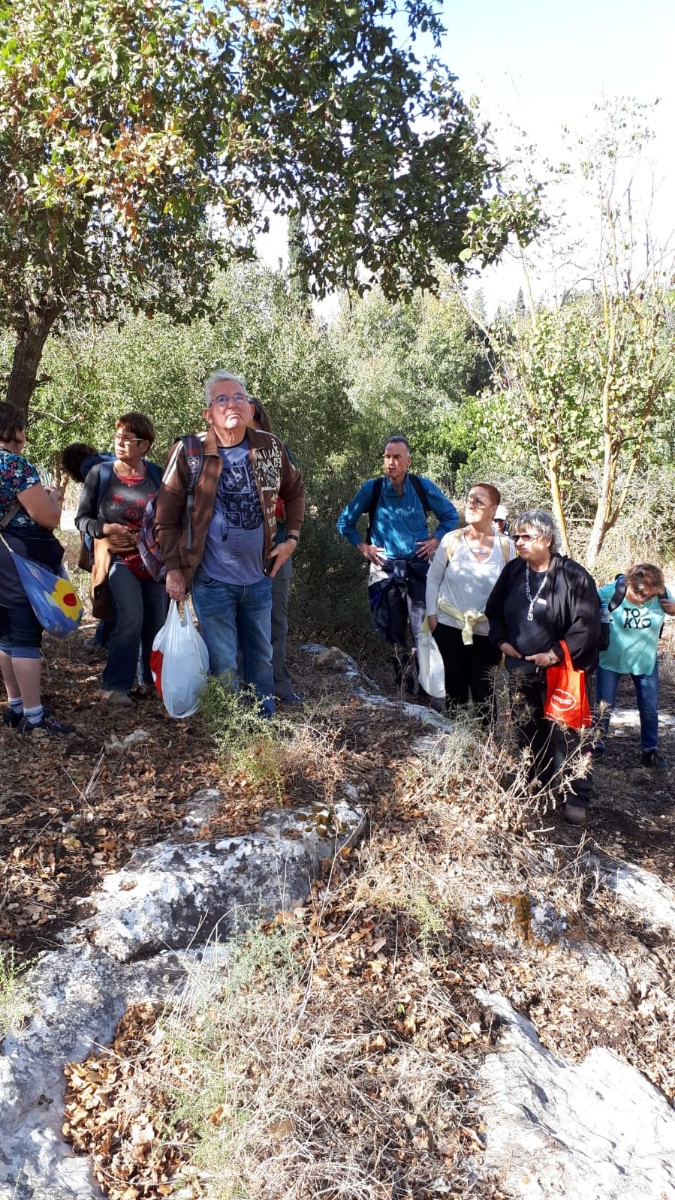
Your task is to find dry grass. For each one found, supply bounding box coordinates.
[62,646,675,1198]
[0,948,31,1040]
[156,923,485,1200]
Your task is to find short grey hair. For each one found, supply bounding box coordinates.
[512,509,561,553]
[384,434,411,454]
[204,370,248,407]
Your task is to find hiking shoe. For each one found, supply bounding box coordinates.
[2,707,22,729]
[275,692,304,706]
[18,711,75,736]
[590,744,606,760]
[641,749,669,771]
[563,803,587,825]
[100,690,134,707]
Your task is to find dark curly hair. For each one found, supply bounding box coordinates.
[61,442,99,483]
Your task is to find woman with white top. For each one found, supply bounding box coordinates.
[426,483,515,718]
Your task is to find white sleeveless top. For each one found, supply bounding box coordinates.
[426,530,515,637]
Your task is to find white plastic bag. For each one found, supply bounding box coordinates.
[150,600,209,719]
[417,620,446,699]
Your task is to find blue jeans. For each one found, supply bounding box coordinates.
[102,560,169,693]
[192,568,275,716]
[596,662,659,752]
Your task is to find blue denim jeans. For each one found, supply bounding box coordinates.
[192,567,275,716]
[596,662,659,752]
[102,559,169,693]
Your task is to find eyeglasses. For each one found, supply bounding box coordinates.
[115,433,145,444]
[210,393,249,407]
[513,533,535,543]
[466,497,488,508]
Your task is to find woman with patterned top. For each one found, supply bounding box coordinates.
[595,563,674,770]
[485,510,601,825]
[75,413,167,706]
[0,402,74,735]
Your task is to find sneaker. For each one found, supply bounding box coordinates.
[275,692,304,706]
[18,711,75,736]
[100,690,134,707]
[563,802,587,825]
[641,749,669,771]
[2,707,23,729]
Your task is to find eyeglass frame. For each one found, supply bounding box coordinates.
[208,392,250,408]
[115,432,148,445]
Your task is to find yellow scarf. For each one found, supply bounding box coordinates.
[437,600,486,645]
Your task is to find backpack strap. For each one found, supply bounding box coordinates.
[365,477,384,545]
[146,461,164,490]
[608,573,626,613]
[0,500,21,529]
[180,434,204,552]
[366,472,432,545]
[95,461,115,512]
[443,527,463,562]
[442,528,509,566]
[498,534,511,566]
[408,473,431,515]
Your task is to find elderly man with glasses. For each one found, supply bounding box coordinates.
[155,371,304,716]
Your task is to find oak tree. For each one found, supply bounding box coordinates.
[0,0,530,418]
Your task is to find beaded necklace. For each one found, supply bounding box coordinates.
[525,563,549,622]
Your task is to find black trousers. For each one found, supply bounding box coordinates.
[432,624,501,723]
[509,668,594,807]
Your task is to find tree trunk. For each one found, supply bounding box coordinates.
[5,306,62,423]
[547,446,571,556]
[585,444,619,571]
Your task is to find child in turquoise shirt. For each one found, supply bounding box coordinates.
[596,563,674,769]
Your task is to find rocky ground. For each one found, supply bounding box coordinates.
[1,623,674,1200]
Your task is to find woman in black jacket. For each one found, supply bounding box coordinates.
[485,509,601,825]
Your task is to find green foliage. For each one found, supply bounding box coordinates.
[480,290,675,560]
[199,676,291,791]
[0,0,533,416]
[0,949,30,1040]
[332,278,489,475]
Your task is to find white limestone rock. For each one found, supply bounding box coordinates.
[0,946,177,1200]
[606,861,675,934]
[61,799,365,963]
[476,989,675,1200]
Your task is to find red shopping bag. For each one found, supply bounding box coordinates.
[544,640,592,729]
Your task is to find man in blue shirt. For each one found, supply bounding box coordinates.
[337,436,459,696]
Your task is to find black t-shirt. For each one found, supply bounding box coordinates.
[503,565,554,667]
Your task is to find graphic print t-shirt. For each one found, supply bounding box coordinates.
[100,472,157,578]
[201,440,265,585]
[598,582,667,676]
